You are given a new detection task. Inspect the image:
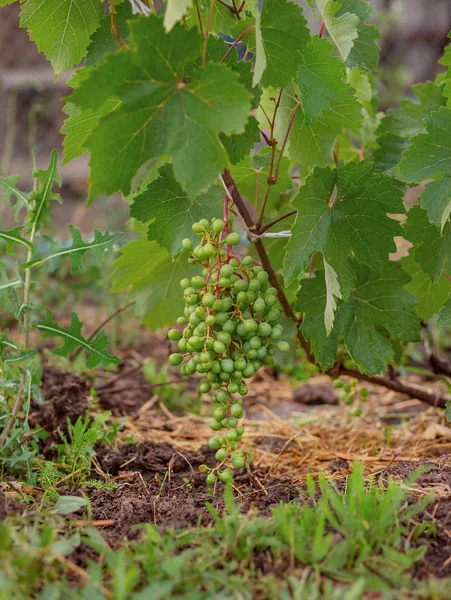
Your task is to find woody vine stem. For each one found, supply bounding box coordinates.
[221,92,447,409]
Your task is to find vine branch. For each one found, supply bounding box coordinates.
[221,168,449,409]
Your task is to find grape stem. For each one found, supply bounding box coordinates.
[221,168,448,409]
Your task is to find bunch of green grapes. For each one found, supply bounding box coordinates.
[167,217,288,486]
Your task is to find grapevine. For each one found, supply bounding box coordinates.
[167,202,288,485]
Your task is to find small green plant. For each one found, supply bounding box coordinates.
[0,153,120,476]
[55,413,113,486]
[142,357,196,413]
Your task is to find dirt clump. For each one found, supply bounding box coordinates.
[29,366,90,434]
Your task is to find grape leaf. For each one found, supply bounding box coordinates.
[0,264,21,312]
[19,0,103,75]
[0,0,17,5]
[404,205,451,283]
[419,177,451,232]
[0,174,30,221]
[439,34,451,107]
[69,16,252,200]
[279,86,363,168]
[62,99,120,164]
[0,227,35,253]
[402,252,450,321]
[295,37,353,124]
[86,2,132,66]
[230,147,294,214]
[220,117,261,166]
[284,161,404,289]
[336,0,379,71]
[164,0,193,31]
[296,262,420,374]
[111,237,198,330]
[35,310,119,369]
[324,259,342,334]
[315,0,359,62]
[130,165,222,255]
[373,81,445,175]
[253,0,310,87]
[188,0,237,37]
[28,150,62,231]
[24,225,121,273]
[398,107,451,184]
[438,296,451,327]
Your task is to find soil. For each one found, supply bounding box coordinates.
[29,366,89,434]
[5,364,451,583]
[91,441,298,538]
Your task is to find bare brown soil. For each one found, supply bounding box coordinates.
[7,364,451,582]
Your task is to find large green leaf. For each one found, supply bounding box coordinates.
[404,206,451,283]
[315,0,359,63]
[284,162,404,291]
[295,36,353,124]
[69,16,252,200]
[111,237,198,330]
[85,2,132,66]
[296,262,420,374]
[402,252,450,321]
[35,311,119,369]
[336,0,380,71]
[419,177,451,232]
[439,34,451,108]
[279,86,362,168]
[19,0,103,75]
[253,0,309,87]
[398,107,451,184]
[130,165,222,255]
[372,81,445,175]
[164,0,193,31]
[438,296,451,327]
[24,225,121,273]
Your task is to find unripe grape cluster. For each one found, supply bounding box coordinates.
[167,217,288,485]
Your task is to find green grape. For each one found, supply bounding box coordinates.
[200,382,211,393]
[217,389,229,403]
[221,359,235,373]
[168,329,181,341]
[216,448,227,461]
[258,322,272,336]
[180,278,190,289]
[212,219,225,233]
[168,353,183,366]
[230,404,243,418]
[208,436,221,450]
[213,407,226,421]
[210,420,222,431]
[213,340,226,354]
[205,314,216,326]
[177,316,187,325]
[192,222,204,234]
[277,341,289,353]
[231,455,245,469]
[206,472,217,486]
[219,469,233,483]
[202,293,215,307]
[225,232,240,246]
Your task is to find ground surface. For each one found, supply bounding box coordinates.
[4,352,451,592]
